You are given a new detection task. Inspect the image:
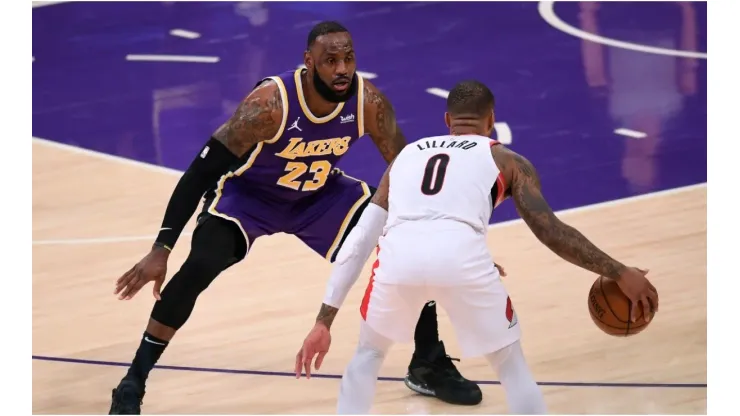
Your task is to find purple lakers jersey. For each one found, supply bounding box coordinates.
[222,68,365,202]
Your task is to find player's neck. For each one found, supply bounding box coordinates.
[449,128,483,136]
[302,72,341,117]
[449,120,487,137]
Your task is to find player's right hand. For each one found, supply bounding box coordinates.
[614,267,659,322]
[295,322,331,379]
[115,245,169,301]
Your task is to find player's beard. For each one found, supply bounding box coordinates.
[312,70,358,103]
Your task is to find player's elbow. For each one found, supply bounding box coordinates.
[531,226,557,248]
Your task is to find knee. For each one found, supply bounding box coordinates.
[347,345,386,374]
[150,255,225,329]
[165,252,228,297]
[179,255,224,292]
[358,322,393,355]
[356,344,386,361]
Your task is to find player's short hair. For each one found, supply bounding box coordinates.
[307,21,349,49]
[446,80,495,117]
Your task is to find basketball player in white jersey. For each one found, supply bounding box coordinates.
[294,80,659,414]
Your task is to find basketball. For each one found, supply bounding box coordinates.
[588,276,654,336]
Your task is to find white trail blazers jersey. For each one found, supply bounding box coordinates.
[385,134,507,235]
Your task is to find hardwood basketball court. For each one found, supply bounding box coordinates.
[32,138,707,414]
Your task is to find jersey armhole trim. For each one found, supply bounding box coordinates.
[264,76,289,144]
[489,139,506,207]
[357,75,365,138]
[494,172,507,207]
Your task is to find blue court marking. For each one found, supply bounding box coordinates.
[32,355,707,389]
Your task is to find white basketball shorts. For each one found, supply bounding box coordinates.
[358,220,522,358]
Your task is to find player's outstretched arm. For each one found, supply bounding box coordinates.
[491,145,659,319]
[153,80,283,251]
[363,80,407,164]
[491,145,627,279]
[115,81,285,301]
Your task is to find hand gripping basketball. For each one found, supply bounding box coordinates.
[614,267,659,322]
[114,246,169,301]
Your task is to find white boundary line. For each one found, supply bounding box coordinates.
[33,137,181,176]
[538,1,708,60]
[614,128,648,139]
[425,87,450,99]
[489,182,706,231]
[32,137,706,245]
[126,54,220,64]
[169,29,201,40]
[33,233,193,246]
[31,1,70,8]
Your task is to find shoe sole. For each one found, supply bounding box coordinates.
[404,375,482,406]
[404,375,436,397]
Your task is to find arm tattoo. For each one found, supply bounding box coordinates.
[370,160,393,210]
[495,147,627,279]
[364,81,407,163]
[212,80,282,157]
[316,303,339,329]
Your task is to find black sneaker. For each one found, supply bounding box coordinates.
[109,379,145,415]
[404,341,482,406]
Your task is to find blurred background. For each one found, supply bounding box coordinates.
[32,1,707,225]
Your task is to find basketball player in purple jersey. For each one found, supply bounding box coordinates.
[109,22,481,414]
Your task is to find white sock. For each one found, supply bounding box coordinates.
[337,321,393,414]
[485,341,547,414]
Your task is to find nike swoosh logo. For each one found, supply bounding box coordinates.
[144,336,166,346]
[159,227,172,231]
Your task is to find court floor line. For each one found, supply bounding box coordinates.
[31,355,706,389]
[538,1,708,59]
[33,232,194,246]
[32,1,70,7]
[32,137,707,246]
[32,182,706,246]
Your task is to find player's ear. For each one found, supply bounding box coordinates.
[489,110,495,130]
[444,112,451,128]
[303,50,312,70]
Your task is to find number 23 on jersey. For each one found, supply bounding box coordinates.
[277,160,332,191]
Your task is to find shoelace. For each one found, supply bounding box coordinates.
[436,354,462,373]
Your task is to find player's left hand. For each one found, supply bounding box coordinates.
[295,322,332,379]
